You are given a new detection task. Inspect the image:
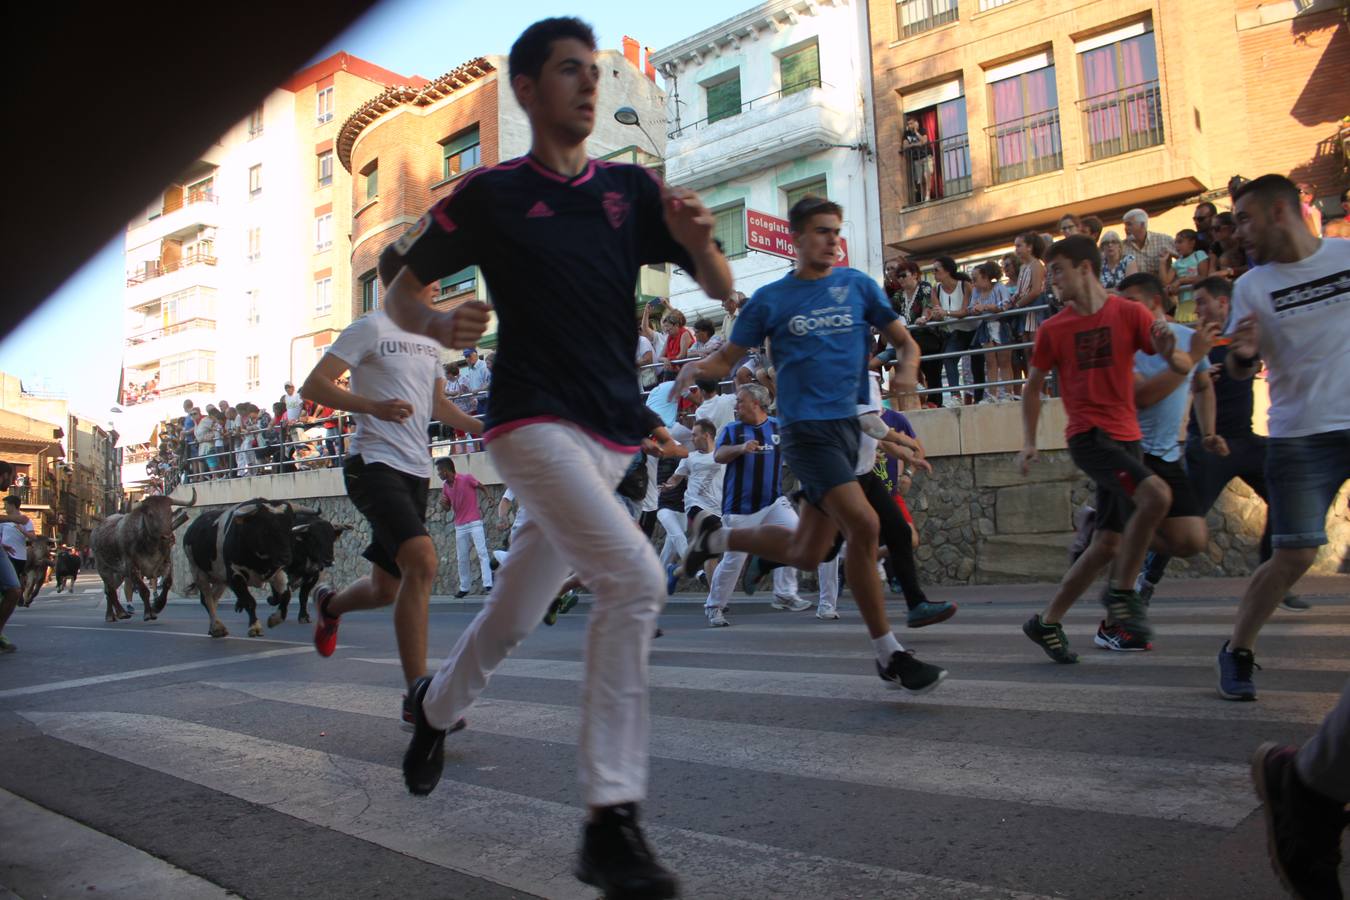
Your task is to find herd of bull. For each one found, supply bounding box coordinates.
[89,490,348,638]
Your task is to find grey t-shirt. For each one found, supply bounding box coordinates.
[327,311,442,478]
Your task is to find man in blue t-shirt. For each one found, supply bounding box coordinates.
[673,195,946,694]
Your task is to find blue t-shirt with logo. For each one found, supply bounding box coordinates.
[1134,322,1210,462]
[731,268,898,425]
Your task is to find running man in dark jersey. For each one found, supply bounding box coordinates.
[378,18,732,899]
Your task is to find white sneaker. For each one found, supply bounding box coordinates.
[816,604,839,620]
[706,607,729,627]
[771,594,812,612]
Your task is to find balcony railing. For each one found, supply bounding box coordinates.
[901,133,973,207]
[125,317,217,346]
[668,81,831,139]
[126,251,218,286]
[985,109,1063,185]
[897,0,958,37]
[10,484,56,508]
[1077,80,1164,162]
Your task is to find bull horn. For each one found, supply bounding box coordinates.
[291,524,311,534]
[169,487,198,508]
[234,502,260,518]
[171,512,189,531]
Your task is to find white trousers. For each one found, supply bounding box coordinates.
[655,507,688,568]
[706,496,834,608]
[424,422,666,806]
[454,521,492,592]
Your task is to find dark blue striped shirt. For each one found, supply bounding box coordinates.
[718,417,782,516]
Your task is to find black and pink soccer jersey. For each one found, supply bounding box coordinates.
[380,154,698,449]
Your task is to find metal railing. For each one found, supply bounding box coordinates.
[125,317,217,345]
[668,81,833,140]
[901,133,972,207]
[985,109,1063,184]
[126,251,218,286]
[1077,80,1164,162]
[897,0,958,37]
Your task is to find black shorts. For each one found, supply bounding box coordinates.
[686,506,722,531]
[781,418,861,507]
[1067,429,1153,533]
[343,454,430,578]
[1145,454,1202,519]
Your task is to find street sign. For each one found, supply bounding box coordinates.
[745,208,849,266]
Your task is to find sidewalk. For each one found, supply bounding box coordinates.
[0,789,234,899]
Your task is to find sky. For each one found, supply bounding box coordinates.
[0,0,733,429]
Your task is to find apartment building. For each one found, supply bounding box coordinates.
[117,53,423,488]
[340,43,669,348]
[869,0,1349,262]
[652,0,884,317]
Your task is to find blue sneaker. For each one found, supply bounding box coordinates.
[906,600,957,628]
[1217,640,1260,701]
[665,564,679,596]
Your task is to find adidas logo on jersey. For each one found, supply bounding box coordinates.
[526,201,555,218]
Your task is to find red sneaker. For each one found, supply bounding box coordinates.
[312,584,340,657]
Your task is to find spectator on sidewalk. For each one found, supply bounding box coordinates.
[1099,230,1138,290]
[1164,229,1210,323]
[1123,208,1176,277]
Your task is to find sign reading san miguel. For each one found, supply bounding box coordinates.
[745,209,849,267]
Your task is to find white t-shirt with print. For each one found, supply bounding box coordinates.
[1,519,34,562]
[284,392,305,421]
[327,311,442,478]
[676,450,724,514]
[1230,238,1350,437]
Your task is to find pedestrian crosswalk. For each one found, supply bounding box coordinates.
[8,593,1347,899]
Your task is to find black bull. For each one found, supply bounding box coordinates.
[264,512,348,628]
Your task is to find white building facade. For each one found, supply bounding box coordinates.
[651,0,883,320]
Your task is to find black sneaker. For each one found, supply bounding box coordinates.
[401,693,415,733]
[679,510,721,577]
[402,676,464,796]
[1251,742,1346,900]
[454,590,470,599]
[543,595,562,626]
[1101,587,1152,640]
[574,803,679,899]
[1093,620,1152,652]
[1279,594,1312,612]
[876,649,947,694]
[1022,614,1079,664]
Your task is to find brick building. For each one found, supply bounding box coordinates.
[868,0,1349,264]
[339,45,670,349]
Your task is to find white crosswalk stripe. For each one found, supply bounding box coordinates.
[19,711,1055,900]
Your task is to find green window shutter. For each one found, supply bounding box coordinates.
[443,126,480,157]
[785,177,828,211]
[366,167,378,200]
[439,266,477,296]
[713,204,746,258]
[780,43,820,96]
[706,76,742,124]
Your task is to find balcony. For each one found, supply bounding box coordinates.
[985,109,1064,185]
[665,82,852,191]
[901,133,973,208]
[12,484,56,509]
[126,191,220,250]
[1076,80,1164,163]
[896,0,958,38]
[124,251,220,309]
[123,318,217,369]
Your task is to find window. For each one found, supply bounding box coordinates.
[901,79,972,206]
[779,42,821,96]
[712,203,746,259]
[438,267,478,300]
[315,213,333,252]
[161,351,214,388]
[246,290,261,326]
[442,126,482,180]
[1076,22,1162,161]
[978,0,1017,9]
[247,227,262,261]
[317,151,333,187]
[896,0,959,37]
[316,86,335,124]
[186,176,214,204]
[360,270,380,313]
[249,164,262,196]
[705,72,742,124]
[314,277,332,314]
[361,160,378,202]
[784,177,827,213]
[245,355,260,391]
[247,105,264,138]
[985,54,1063,184]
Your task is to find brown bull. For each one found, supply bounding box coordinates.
[90,488,196,623]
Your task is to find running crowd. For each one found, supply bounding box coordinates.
[5,17,1344,900]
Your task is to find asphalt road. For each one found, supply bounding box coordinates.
[1,571,1346,900]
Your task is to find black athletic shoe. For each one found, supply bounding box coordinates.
[543,595,562,626]
[1093,620,1152,652]
[402,676,464,796]
[1251,742,1346,900]
[574,803,679,899]
[454,589,470,599]
[1022,614,1079,664]
[1102,587,1153,640]
[876,649,947,694]
[679,510,721,577]
[401,693,415,733]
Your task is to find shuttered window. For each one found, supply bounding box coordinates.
[785,177,828,212]
[442,126,482,180]
[713,204,746,259]
[439,267,478,300]
[780,43,821,96]
[706,74,742,124]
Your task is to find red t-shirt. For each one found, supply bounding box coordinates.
[1030,294,1156,442]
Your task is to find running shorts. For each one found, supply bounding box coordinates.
[343,454,431,578]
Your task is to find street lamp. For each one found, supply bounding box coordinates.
[614,106,660,160]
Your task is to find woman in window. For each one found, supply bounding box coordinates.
[1098,230,1137,290]
[931,256,984,405]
